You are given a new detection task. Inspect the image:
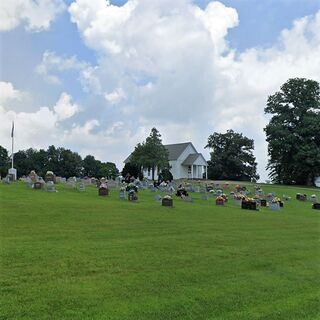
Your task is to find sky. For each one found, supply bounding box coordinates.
[1,0,320,181]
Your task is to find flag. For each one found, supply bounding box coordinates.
[11,121,14,138]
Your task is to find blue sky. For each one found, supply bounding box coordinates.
[1,0,320,181]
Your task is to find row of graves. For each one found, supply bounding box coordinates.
[153,182,320,211]
[18,172,320,211]
[23,170,58,192]
[22,170,99,193]
[296,192,320,210]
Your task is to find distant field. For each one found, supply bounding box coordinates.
[1,182,319,320]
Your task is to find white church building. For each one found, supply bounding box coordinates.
[125,142,208,180]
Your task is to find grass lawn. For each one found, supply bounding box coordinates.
[1,182,319,320]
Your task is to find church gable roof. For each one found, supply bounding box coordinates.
[182,153,200,165]
[182,153,207,166]
[124,142,200,163]
[165,142,193,161]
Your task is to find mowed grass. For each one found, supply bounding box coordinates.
[0,182,319,320]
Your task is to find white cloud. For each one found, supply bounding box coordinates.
[0,0,65,32]
[0,81,22,104]
[0,84,80,152]
[36,50,89,84]
[0,82,148,166]
[104,88,126,104]
[53,92,80,121]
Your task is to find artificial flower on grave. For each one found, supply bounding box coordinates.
[234,194,245,200]
[271,197,281,204]
[221,194,228,201]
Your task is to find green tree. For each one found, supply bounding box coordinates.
[205,130,259,181]
[121,162,141,180]
[58,148,82,178]
[82,155,100,177]
[158,168,173,182]
[131,128,169,180]
[97,162,119,179]
[46,145,60,174]
[0,145,9,178]
[13,150,29,177]
[264,78,320,185]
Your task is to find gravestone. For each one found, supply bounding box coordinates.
[154,194,162,202]
[79,183,85,192]
[310,195,318,204]
[66,181,76,189]
[128,190,138,201]
[25,177,33,188]
[119,190,126,200]
[183,195,193,202]
[45,171,56,183]
[269,202,280,211]
[266,194,274,203]
[2,176,11,184]
[46,181,55,192]
[108,180,117,188]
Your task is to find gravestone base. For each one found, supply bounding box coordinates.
[162,199,173,207]
[241,201,257,210]
[269,203,280,211]
[216,200,224,206]
[128,193,138,201]
[312,203,320,210]
[8,168,17,181]
[99,188,108,196]
[34,182,42,190]
[260,199,267,207]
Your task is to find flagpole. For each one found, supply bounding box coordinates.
[11,121,14,169]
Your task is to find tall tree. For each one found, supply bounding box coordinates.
[98,162,119,179]
[205,130,259,181]
[121,162,141,180]
[82,155,100,177]
[264,78,320,185]
[0,145,9,177]
[131,128,169,180]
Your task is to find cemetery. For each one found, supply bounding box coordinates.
[1,178,319,319]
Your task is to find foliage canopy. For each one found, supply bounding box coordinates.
[264,78,320,185]
[206,130,259,181]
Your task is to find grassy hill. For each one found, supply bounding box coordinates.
[1,182,319,319]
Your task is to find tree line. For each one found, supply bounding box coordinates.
[0,145,119,179]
